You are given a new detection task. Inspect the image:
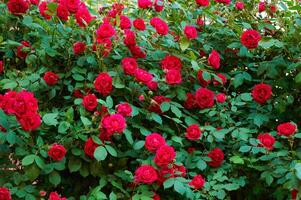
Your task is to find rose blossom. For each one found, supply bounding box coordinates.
[43,71,60,86]
[251,83,272,104]
[0,187,12,200]
[195,0,209,7]
[56,3,69,21]
[185,124,202,140]
[183,93,197,109]
[116,103,132,117]
[216,93,226,103]
[195,88,215,109]
[94,72,113,96]
[189,175,205,189]
[197,70,211,87]
[133,18,146,31]
[121,57,138,75]
[48,143,67,161]
[154,145,176,166]
[73,42,86,55]
[84,137,99,158]
[82,94,98,111]
[149,96,171,114]
[145,133,166,152]
[137,0,152,9]
[277,122,297,137]
[161,55,182,71]
[184,25,198,39]
[257,133,275,150]
[7,0,29,15]
[207,148,224,167]
[165,70,182,85]
[241,29,261,49]
[208,50,220,70]
[134,165,158,184]
[101,114,126,134]
[235,2,244,10]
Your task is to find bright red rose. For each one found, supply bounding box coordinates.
[147,81,158,91]
[195,0,209,7]
[214,0,231,5]
[84,137,99,158]
[213,73,227,86]
[258,133,275,150]
[150,17,169,36]
[0,187,12,200]
[149,96,171,114]
[154,145,176,166]
[216,93,226,103]
[7,0,29,15]
[49,191,67,200]
[165,70,182,85]
[99,129,112,142]
[154,0,164,12]
[277,122,297,137]
[235,2,244,10]
[75,3,94,27]
[43,71,60,86]
[137,0,152,9]
[0,61,3,74]
[82,94,98,111]
[39,2,52,20]
[96,23,116,39]
[30,0,39,5]
[73,42,86,55]
[195,88,215,109]
[18,112,41,131]
[153,193,160,200]
[270,5,277,13]
[56,3,69,21]
[241,29,261,49]
[186,124,201,140]
[48,143,66,161]
[17,41,31,59]
[161,55,182,71]
[120,15,131,30]
[133,18,146,31]
[258,1,266,13]
[208,50,220,70]
[116,103,132,117]
[12,90,38,117]
[184,25,198,39]
[207,148,224,167]
[123,30,136,47]
[135,68,153,84]
[197,70,211,87]
[73,89,84,98]
[0,91,17,114]
[62,0,80,13]
[251,83,272,104]
[101,114,126,134]
[184,93,197,109]
[94,72,113,96]
[121,57,138,75]
[129,45,147,58]
[134,165,158,184]
[145,133,166,152]
[189,175,205,189]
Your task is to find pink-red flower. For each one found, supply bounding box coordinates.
[48,143,66,161]
[184,93,197,109]
[145,133,166,152]
[137,0,152,9]
[17,41,31,59]
[241,29,261,49]
[56,3,69,21]
[96,23,116,39]
[120,15,131,30]
[154,145,176,166]
[116,103,132,117]
[216,93,226,103]
[207,148,224,167]
[185,124,202,140]
[43,71,60,86]
[165,70,182,85]
[235,2,245,10]
[121,57,138,75]
[39,1,52,20]
[94,72,113,96]
[0,61,3,74]
[161,55,182,71]
[184,25,198,39]
[82,94,98,111]
[251,83,272,104]
[7,0,29,15]
[197,70,211,87]
[208,50,220,70]
[149,96,171,114]
[195,0,209,7]
[0,187,12,200]
[73,42,86,55]
[277,122,297,137]
[195,88,215,109]
[134,165,158,184]
[150,17,169,36]
[189,175,205,189]
[75,3,94,27]
[101,114,126,134]
[133,18,146,31]
[258,2,266,13]
[258,133,275,150]
[214,0,231,5]
[49,191,67,200]
[84,137,99,158]
[135,68,153,84]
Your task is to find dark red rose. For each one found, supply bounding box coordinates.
[185,124,201,140]
[135,68,153,84]
[0,91,18,114]
[18,112,41,131]
[213,73,227,86]
[147,81,158,91]
[134,165,158,184]
[43,71,60,86]
[48,143,67,161]
[195,88,215,109]
[145,132,166,152]
[277,122,297,137]
[184,25,198,39]
[39,1,52,20]
[165,70,182,85]
[56,3,69,21]
[208,50,220,70]
[235,2,244,10]
[75,3,94,27]
[137,0,152,9]
[7,0,29,15]
[101,114,126,134]
[30,0,39,5]
[12,90,38,118]
[82,94,98,111]
[161,55,182,71]
[120,15,131,30]
[257,133,275,150]
[150,17,169,36]
[216,93,226,103]
[258,2,266,13]
[121,57,138,75]
[99,129,112,142]
[270,4,277,13]
[49,191,67,200]
[184,93,197,109]
[241,29,261,49]
[0,187,12,200]
[149,96,171,114]
[17,41,31,59]
[96,22,116,39]
[158,164,186,183]
[197,70,211,87]
[73,89,84,98]
[153,193,160,200]
[62,0,80,13]
[207,148,224,167]
[116,103,132,117]
[94,72,113,96]
[195,0,209,7]
[251,83,272,104]
[154,0,164,12]
[133,18,146,31]
[214,0,231,5]
[123,29,136,47]
[73,42,86,55]
[291,189,298,200]
[129,45,147,58]
[154,145,176,166]
[0,61,3,74]
[187,147,196,154]
[84,137,99,158]
[189,175,205,189]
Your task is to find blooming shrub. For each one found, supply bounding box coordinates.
[0,0,301,199]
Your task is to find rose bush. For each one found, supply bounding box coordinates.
[0,0,301,199]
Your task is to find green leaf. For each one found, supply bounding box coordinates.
[179,38,190,51]
[6,131,16,144]
[124,129,134,144]
[196,159,207,170]
[202,71,211,81]
[239,146,251,153]
[171,106,182,118]
[80,116,92,126]
[295,72,301,83]
[72,74,85,81]
[49,171,61,186]
[35,157,45,169]
[224,183,240,191]
[58,121,70,134]
[133,141,145,150]
[295,163,301,180]
[160,102,170,112]
[94,146,107,161]
[68,158,82,172]
[151,113,162,124]
[109,192,117,200]
[229,155,244,164]
[0,110,9,129]
[43,113,59,126]
[241,93,252,101]
[106,96,113,108]
[163,178,175,189]
[174,181,186,194]
[22,155,36,166]
[105,145,117,157]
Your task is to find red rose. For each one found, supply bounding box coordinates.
[184,25,198,39]
[137,0,152,9]
[84,137,99,158]
[73,89,84,98]
[195,0,209,7]
[213,73,227,86]
[95,38,112,57]
[145,133,166,152]
[0,61,3,74]
[18,112,41,131]
[0,187,12,200]
[101,114,126,134]
[48,143,66,161]
[135,68,153,84]
[161,55,182,71]
[96,23,116,39]
[154,145,176,166]
[207,148,224,167]
[216,93,226,103]
[277,122,297,137]
[214,0,231,5]
[165,70,182,85]
[75,3,94,27]
[121,57,138,75]
[82,94,98,111]
[147,81,158,91]
[150,17,169,36]
[257,133,275,150]
[154,0,164,12]
[149,96,171,114]
[139,95,145,102]
[185,124,201,140]
[120,15,131,30]
[62,0,80,13]
[195,88,215,109]
[129,45,147,58]
[208,50,220,69]
[134,165,158,184]
[133,18,146,31]
[184,93,197,109]
[12,91,38,117]
[94,72,113,96]
[99,129,112,142]
[7,0,29,15]
[30,0,39,5]
[153,193,160,200]
[0,91,17,114]
[116,103,132,117]
[17,41,31,59]
[189,175,205,189]
[123,30,136,47]
[56,3,69,21]
[291,189,298,200]
[241,29,261,49]
[187,147,196,154]
[43,71,60,86]
[49,191,67,200]
[251,83,272,104]
[197,70,211,87]
[73,42,86,55]
[158,164,186,183]
[258,2,266,13]
[39,2,52,20]
[235,2,244,10]
[270,5,277,13]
